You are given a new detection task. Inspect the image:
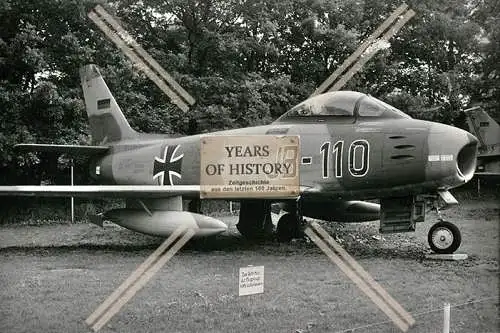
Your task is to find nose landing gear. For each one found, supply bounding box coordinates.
[428,220,462,254]
[427,194,462,254]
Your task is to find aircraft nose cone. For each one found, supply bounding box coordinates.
[427,124,478,188]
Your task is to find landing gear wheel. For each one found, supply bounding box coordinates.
[276,213,301,242]
[237,200,273,239]
[428,221,461,254]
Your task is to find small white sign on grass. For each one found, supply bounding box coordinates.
[239,266,264,296]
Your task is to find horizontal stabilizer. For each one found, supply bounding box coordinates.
[15,144,109,156]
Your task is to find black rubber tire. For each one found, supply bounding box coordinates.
[236,221,266,239]
[276,213,300,242]
[428,221,461,254]
[236,200,272,239]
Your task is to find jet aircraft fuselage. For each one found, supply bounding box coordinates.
[0,65,479,254]
[93,92,477,201]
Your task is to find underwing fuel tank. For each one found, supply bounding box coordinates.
[284,199,380,222]
[103,209,228,237]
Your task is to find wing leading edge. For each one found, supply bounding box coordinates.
[0,185,200,198]
[0,185,307,200]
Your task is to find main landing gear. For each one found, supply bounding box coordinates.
[237,200,274,239]
[275,199,305,242]
[276,213,303,242]
[238,195,463,253]
[237,200,304,241]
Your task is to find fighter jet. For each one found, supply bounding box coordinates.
[0,65,478,254]
[464,106,500,178]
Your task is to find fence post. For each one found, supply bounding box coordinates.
[70,158,74,223]
[443,302,450,333]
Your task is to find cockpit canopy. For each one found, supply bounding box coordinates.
[276,91,411,122]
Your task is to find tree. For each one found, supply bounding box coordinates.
[469,0,500,121]
[0,0,497,186]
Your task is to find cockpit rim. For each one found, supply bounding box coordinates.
[275,91,411,123]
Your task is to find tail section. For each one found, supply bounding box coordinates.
[80,64,137,145]
[464,106,500,156]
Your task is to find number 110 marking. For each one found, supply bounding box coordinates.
[320,140,370,178]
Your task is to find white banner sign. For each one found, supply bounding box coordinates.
[200,135,300,199]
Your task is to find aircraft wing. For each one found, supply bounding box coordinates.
[0,185,306,199]
[15,144,109,156]
[0,185,201,198]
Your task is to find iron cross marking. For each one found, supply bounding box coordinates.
[153,145,183,185]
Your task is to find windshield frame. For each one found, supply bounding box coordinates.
[357,95,412,119]
[275,92,411,123]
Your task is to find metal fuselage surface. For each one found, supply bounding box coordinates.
[93,117,477,201]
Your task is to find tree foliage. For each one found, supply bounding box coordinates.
[0,0,498,184]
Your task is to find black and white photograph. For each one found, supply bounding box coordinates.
[0,0,498,332]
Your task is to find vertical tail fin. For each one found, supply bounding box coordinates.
[80,64,137,145]
[464,106,500,155]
